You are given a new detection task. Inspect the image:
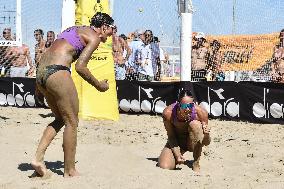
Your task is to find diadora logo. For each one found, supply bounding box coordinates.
[0,82,35,107]
[199,87,240,117]
[118,86,167,113]
[253,88,283,118]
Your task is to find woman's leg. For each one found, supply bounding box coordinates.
[44,70,79,177]
[158,143,176,170]
[32,85,65,176]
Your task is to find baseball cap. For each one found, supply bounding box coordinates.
[195,32,205,39]
[134,29,145,38]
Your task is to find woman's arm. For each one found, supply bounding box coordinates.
[196,106,211,145]
[75,34,108,92]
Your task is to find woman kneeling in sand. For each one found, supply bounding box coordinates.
[158,89,211,172]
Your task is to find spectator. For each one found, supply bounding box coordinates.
[0,46,10,76]
[205,40,222,81]
[137,30,155,81]
[154,36,170,78]
[2,28,13,40]
[126,29,145,80]
[127,32,135,43]
[0,28,14,76]
[119,33,131,66]
[34,29,46,67]
[34,29,46,105]
[45,31,55,48]
[191,32,208,71]
[5,44,35,77]
[151,36,161,81]
[271,29,284,82]
[112,27,131,80]
[119,33,127,41]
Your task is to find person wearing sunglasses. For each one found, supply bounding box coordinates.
[31,12,115,178]
[158,89,211,173]
[2,28,13,40]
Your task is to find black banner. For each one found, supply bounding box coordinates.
[0,77,38,108]
[1,78,284,124]
[117,80,284,124]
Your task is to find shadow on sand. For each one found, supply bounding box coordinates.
[18,161,64,177]
[146,157,194,170]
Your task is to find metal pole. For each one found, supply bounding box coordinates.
[180,0,193,81]
[232,0,236,35]
[109,0,114,16]
[61,0,75,31]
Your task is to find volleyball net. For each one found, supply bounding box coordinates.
[0,0,284,82]
[0,0,21,46]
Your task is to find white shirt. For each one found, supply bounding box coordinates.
[138,44,154,76]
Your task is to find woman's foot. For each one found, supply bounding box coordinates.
[192,161,201,173]
[64,169,80,178]
[31,160,47,176]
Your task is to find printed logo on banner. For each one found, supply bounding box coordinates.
[90,55,107,61]
[93,1,103,13]
[253,88,284,119]
[0,82,35,107]
[119,86,167,113]
[199,87,240,117]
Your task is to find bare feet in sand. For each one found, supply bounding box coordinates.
[31,160,47,176]
[64,169,80,178]
[192,161,201,173]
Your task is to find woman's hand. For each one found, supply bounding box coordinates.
[176,154,186,165]
[97,79,109,92]
[202,122,211,134]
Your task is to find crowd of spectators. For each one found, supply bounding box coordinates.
[112,28,169,81]
[0,27,55,78]
[191,29,284,82]
[0,27,170,82]
[2,26,283,83]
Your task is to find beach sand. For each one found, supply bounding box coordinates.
[0,106,283,189]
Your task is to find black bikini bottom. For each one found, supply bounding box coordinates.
[36,64,71,89]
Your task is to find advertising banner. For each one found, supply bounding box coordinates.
[72,0,119,121]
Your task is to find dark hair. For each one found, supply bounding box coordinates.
[211,39,221,48]
[34,29,44,35]
[119,34,127,41]
[144,30,153,36]
[279,29,284,38]
[90,12,114,28]
[153,36,159,43]
[177,89,193,102]
[47,31,55,36]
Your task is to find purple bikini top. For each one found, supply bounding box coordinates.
[172,102,197,123]
[57,26,86,57]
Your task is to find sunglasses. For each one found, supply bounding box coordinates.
[179,103,194,109]
[106,24,116,29]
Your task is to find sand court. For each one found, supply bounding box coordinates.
[0,106,283,188]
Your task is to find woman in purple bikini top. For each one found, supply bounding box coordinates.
[33,12,117,177]
[57,26,86,58]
